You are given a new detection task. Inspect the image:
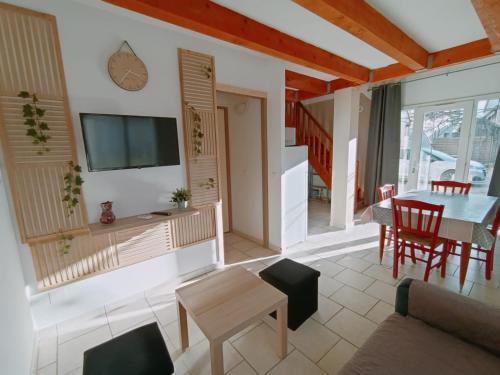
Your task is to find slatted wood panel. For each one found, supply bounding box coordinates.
[31,206,217,290]
[178,49,221,207]
[0,3,87,243]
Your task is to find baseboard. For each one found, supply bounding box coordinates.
[30,330,38,375]
[231,229,264,246]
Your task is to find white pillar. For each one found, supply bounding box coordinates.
[330,87,360,229]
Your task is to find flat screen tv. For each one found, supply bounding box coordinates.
[80,113,180,172]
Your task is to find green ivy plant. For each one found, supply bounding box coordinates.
[63,161,84,216]
[201,65,212,79]
[57,232,74,255]
[18,91,50,155]
[170,187,191,203]
[200,177,215,190]
[187,104,204,156]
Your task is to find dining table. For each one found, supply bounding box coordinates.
[366,190,498,290]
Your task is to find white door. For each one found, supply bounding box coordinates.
[216,107,231,232]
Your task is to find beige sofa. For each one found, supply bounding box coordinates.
[339,278,500,375]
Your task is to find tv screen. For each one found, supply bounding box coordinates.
[80,113,180,171]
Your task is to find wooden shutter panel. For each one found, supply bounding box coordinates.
[0,3,88,243]
[178,49,221,207]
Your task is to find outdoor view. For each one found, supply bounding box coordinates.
[398,98,500,194]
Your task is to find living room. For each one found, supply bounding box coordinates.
[1,1,500,375]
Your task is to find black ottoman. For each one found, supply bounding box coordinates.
[83,322,174,375]
[259,258,321,330]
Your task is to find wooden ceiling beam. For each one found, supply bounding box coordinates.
[371,38,494,83]
[285,89,298,101]
[104,0,370,83]
[285,70,328,95]
[294,0,428,70]
[471,0,500,52]
[329,78,357,91]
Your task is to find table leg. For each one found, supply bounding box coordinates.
[210,341,224,375]
[379,224,386,264]
[177,300,189,351]
[276,304,288,359]
[459,242,472,292]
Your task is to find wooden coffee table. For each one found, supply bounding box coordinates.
[175,266,288,375]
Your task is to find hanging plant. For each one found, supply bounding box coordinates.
[57,232,74,255]
[187,104,204,156]
[201,65,212,79]
[18,91,50,155]
[199,177,215,190]
[63,161,84,216]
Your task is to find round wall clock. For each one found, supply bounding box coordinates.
[108,42,148,91]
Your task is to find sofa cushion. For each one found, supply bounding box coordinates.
[409,280,500,356]
[339,313,500,375]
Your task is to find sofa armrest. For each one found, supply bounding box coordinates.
[399,278,500,357]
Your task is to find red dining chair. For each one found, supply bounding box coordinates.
[444,205,500,280]
[391,198,447,282]
[378,184,395,247]
[431,180,472,195]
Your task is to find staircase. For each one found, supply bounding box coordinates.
[286,100,332,189]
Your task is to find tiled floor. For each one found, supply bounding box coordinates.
[36,205,500,375]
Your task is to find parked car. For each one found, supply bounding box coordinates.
[399,148,487,184]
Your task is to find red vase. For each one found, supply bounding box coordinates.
[100,201,116,224]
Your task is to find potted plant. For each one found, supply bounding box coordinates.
[171,188,191,209]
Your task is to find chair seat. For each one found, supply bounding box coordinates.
[83,323,174,375]
[399,232,445,248]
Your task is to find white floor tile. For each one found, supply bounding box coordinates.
[318,339,357,375]
[334,269,375,291]
[227,360,258,375]
[364,280,397,306]
[363,264,401,285]
[325,308,377,348]
[330,285,378,315]
[312,295,343,324]
[37,335,57,370]
[365,301,394,324]
[37,363,57,375]
[106,297,155,336]
[57,308,108,344]
[165,316,206,350]
[308,259,345,278]
[267,350,326,375]
[336,256,372,272]
[318,275,344,297]
[146,292,179,326]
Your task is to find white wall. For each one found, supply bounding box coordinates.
[0,169,35,374]
[402,55,500,106]
[2,0,285,326]
[217,92,263,242]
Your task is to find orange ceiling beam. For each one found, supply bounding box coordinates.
[104,0,370,83]
[472,0,500,52]
[294,0,428,70]
[329,78,357,91]
[285,70,328,95]
[285,89,298,101]
[372,38,494,83]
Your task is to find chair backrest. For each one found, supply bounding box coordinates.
[378,184,396,201]
[490,205,500,237]
[391,198,444,245]
[431,180,471,195]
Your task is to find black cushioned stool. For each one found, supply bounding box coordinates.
[83,322,174,375]
[259,258,320,331]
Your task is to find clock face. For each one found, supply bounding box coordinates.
[108,52,148,91]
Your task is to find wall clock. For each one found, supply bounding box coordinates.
[108,41,148,91]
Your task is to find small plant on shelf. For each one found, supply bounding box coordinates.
[187,104,204,156]
[63,161,84,216]
[170,187,191,209]
[201,64,212,79]
[199,177,215,190]
[57,232,74,255]
[18,91,51,155]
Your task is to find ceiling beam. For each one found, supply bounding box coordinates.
[294,0,428,70]
[471,0,500,52]
[104,0,370,83]
[285,89,298,101]
[285,70,328,95]
[372,38,494,83]
[329,78,357,91]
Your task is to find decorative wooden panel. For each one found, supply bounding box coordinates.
[31,234,118,289]
[31,206,217,290]
[0,3,87,243]
[178,49,221,207]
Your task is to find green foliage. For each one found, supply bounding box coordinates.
[201,65,212,79]
[18,91,51,155]
[199,177,215,190]
[63,161,84,216]
[57,233,74,255]
[170,187,191,203]
[187,104,204,156]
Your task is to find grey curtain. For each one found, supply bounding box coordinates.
[488,147,500,197]
[364,84,401,205]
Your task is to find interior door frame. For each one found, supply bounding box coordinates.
[215,83,269,248]
[217,106,233,232]
[407,100,474,189]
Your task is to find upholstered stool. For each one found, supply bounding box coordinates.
[83,322,174,375]
[259,258,321,330]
